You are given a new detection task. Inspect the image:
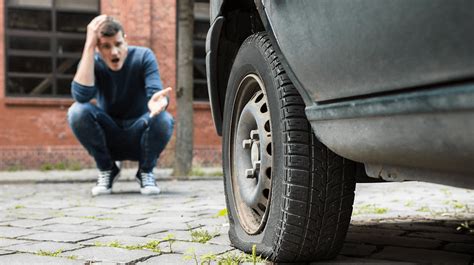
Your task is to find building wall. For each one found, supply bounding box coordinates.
[0,0,221,170]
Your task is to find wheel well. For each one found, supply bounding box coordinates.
[215,1,265,133]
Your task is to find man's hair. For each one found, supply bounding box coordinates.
[100,16,124,37]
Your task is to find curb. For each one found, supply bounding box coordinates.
[0,167,223,184]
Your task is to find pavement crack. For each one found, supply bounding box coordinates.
[130,253,161,264]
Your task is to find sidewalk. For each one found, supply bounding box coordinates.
[0,170,472,264]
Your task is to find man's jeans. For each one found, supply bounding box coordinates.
[67,102,174,172]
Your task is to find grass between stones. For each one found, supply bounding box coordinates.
[81,216,113,221]
[93,234,177,254]
[184,244,267,265]
[190,228,220,243]
[36,249,78,260]
[353,204,389,215]
[212,208,228,218]
[94,240,162,253]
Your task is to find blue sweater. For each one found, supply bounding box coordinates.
[71,46,163,120]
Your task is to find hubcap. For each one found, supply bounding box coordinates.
[232,74,272,234]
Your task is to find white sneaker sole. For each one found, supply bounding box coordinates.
[91,187,112,196]
[140,186,161,195]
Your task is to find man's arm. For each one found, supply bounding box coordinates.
[71,15,107,102]
[73,15,107,86]
[143,48,171,117]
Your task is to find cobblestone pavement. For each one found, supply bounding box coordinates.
[0,173,472,264]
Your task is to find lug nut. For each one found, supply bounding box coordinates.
[245,168,255,178]
[250,130,259,140]
[242,139,252,149]
[253,161,261,170]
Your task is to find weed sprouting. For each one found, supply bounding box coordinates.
[36,249,62,257]
[213,208,228,218]
[353,204,389,215]
[183,245,267,265]
[190,228,219,243]
[81,216,113,221]
[95,240,161,253]
[162,234,176,252]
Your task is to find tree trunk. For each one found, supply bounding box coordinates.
[173,0,194,177]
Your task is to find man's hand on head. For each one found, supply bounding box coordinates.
[148,87,172,118]
[86,14,108,48]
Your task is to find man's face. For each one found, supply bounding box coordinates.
[97,32,128,71]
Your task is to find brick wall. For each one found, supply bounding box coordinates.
[0,0,221,171]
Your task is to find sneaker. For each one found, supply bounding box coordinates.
[91,163,121,196]
[136,170,161,195]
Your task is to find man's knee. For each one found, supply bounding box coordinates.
[68,102,95,127]
[148,111,174,140]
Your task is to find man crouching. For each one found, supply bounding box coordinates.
[68,15,174,196]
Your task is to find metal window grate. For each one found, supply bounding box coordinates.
[5,0,99,98]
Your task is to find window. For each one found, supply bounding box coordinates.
[5,0,100,97]
[193,0,209,101]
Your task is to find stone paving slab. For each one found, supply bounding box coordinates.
[145,221,203,230]
[10,200,72,210]
[3,241,83,253]
[61,246,158,263]
[0,219,51,228]
[33,224,105,233]
[347,225,405,237]
[42,216,90,225]
[19,232,99,243]
[0,253,83,264]
[0,238,32,248]
[108,205,160,215]
[147,230,194,242]
[371,246,472,264]
[159,241,233,256]
[61,206,115,217]
[339,243,377,257]
[89,225,168,237]
[149,210,204,218]
[406,231,474,243]
[142,215,196,223]
[187,217,229,227]
[3,210,60,221]
[92,213,153,222]
[81,218,149,228]
[345,232,443,249]
[0,250,16,256]
[77,200,132,209]
[80,235,157,247]
[0,226,35,238]
[137,253,195,264]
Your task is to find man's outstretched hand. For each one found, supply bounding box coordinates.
[148,87,172,118]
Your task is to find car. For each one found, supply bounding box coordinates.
[205,0,474,262]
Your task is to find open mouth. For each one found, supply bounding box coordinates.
[111,58,120,64]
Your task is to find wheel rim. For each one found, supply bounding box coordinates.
[232,74,272,234]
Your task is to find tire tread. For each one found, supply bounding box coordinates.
[249,33,356,262]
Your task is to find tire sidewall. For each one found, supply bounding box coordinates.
[223,35,285,254]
